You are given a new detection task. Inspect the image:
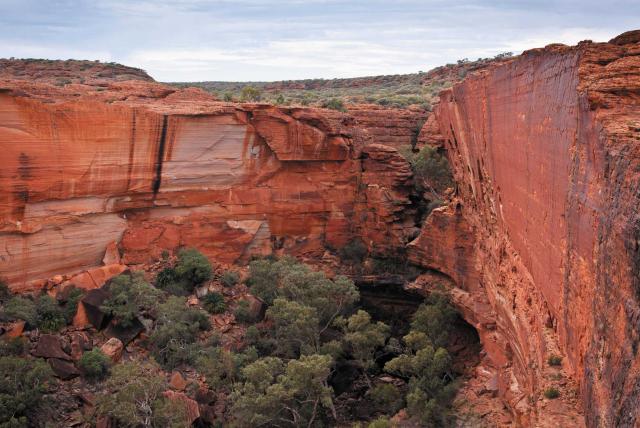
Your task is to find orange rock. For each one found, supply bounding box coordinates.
[100,338,124,363]
[72,300,90,328]
[169,371,188,391]
[5,321,25,338]
[163,390,200,425]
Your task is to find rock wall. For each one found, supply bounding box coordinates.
[0,72,423,291]
[408,32,640,425]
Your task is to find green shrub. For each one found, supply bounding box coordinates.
[35,295,66,332]
[79,348,111,380]
[96,360,188,427]
[340,239,368,263]
[155,267,188,296]
[266,298,320,358]
[201,292,227,314]
[221,271,240,287]
[544,387,560,399]
[234,300,254,324]
[174,248,212,291]
[410,293,457,348]
[231,354,334,427]
[400,145,453,198]
[62,287,84,324]
[0,356,53,426]
[2,296,36,326]
[341,310,389,372]
[369,383,403,415]
[150,297,210,370]
[240,86,262,102]
[548,355,562,366]
[368,417,392,428]
[322,98,346,112]
[101,273,162,328]
[0,337,28,357]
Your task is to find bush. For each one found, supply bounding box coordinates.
[2,296,36,326]
[548,355,562,366]
[368,417,392,428]
[62,287,84,324]
[369,383,403,415]
[221,271,240,287]
[240,86,262,102]
[411,293,457,348]
[322,98,346,112]
[544,387,560,399]
[155,267,187,296]
[79,348,111,380]
[96,360,188,427]
[201,292,227,314]
[341,310,389,371]
[174,248,212,291]
[234,300,254,324]
[150,297,210,370]
[101,273,162,328]
[0,337,27,357]
[400,145,453,198]
[231,354,335,427]
[266,298,320,358]
[35,295,66,332]
[0,356,53,426]
[340,239,368,263]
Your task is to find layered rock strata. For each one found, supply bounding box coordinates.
[409,31,640,426]
[0,66,423,291]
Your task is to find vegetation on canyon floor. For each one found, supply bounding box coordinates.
[0,250,465,427]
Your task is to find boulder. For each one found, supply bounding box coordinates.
[100,337,124,363]
[169,371,187,391]
[163,390,200,425]
[104,318,144,346]
[81,288,110,329]
[49,358,80,380]
[5,321,25,338]
[33,334,72,361]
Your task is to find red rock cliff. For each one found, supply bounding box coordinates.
[0,64,423,291]
[410,31,640,425]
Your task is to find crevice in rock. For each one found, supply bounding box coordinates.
[152,114,168,195]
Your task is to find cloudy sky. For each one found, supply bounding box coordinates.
[0,0,637,82]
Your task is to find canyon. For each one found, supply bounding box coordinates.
[1,30,640,426]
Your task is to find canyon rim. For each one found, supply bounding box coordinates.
[0,27,640,428]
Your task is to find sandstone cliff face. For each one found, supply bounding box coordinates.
[0,68,423,291]
[408,32,640,425]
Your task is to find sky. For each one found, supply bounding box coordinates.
[0,0,638,82]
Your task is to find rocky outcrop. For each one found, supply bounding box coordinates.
[0,68,423,290]
[408,32,640,425]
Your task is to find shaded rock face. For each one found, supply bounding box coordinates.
[407,36,640,425]
[0,72,423,290]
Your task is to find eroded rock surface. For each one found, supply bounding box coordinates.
[407,34,640,425]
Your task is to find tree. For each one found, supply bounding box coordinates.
[410,294,457,348]
[79,348,111,380]
[248,257,359,329]
[266,298,320,358]
[174,248,212,291]
[101,273,162,328]
[322,98,346,112]
[340,310,389,384]
[149,297,210,370]
[96,360,188,427]
[0,356,53,426]
[231,354,336,427]
[240,86,262,102]
[400,145,453,200]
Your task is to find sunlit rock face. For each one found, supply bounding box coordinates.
[407,32,640,426]
[0,66,423,291]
